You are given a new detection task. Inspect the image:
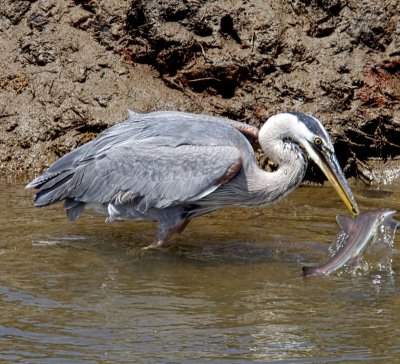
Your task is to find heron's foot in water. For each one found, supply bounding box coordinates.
[141,220,189,251]
[141,241,165,250]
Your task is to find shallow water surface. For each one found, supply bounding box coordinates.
[1,181,400,363]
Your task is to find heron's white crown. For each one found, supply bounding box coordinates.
[259,112,334,163]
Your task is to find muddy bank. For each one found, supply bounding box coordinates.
[0,0,399,183]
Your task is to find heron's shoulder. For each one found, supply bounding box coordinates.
[125,110,259,139]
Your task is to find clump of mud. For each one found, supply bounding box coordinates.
[0,0,399,182]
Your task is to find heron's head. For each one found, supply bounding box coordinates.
[264,112,359,216]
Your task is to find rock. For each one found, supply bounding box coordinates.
[0,0,399,182]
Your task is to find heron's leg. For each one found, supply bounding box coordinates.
[142,218,191,250]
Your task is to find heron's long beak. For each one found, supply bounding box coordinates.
[308,144,359,216]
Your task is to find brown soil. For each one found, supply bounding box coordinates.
[0,0,399,183]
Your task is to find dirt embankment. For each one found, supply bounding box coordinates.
[0,0,399,183]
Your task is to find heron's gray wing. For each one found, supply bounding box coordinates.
[34,144,243,212]
[27,111,256,191]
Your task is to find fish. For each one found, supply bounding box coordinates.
[302,208,399,277]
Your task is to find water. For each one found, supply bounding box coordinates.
[1,181,400,363]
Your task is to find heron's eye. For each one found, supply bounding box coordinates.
[314,137,322,146]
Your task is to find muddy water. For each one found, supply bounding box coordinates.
[1,181,400,363]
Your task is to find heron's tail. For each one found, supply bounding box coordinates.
[27,169,86,221]
[27,169,75,206]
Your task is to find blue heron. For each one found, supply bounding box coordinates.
[27,111,359,248]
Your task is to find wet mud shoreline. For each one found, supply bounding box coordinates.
[0,0,399,183]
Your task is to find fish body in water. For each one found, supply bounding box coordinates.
[303,209,398,277]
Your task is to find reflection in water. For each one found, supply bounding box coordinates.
[0,181,400,362]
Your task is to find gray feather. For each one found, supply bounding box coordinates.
[28,112,254,215]
[64,199,86,221]
[69,144,242,211]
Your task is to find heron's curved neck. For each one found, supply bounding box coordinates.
[249,119,308,204]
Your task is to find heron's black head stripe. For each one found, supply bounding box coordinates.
[288,112,328,140]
